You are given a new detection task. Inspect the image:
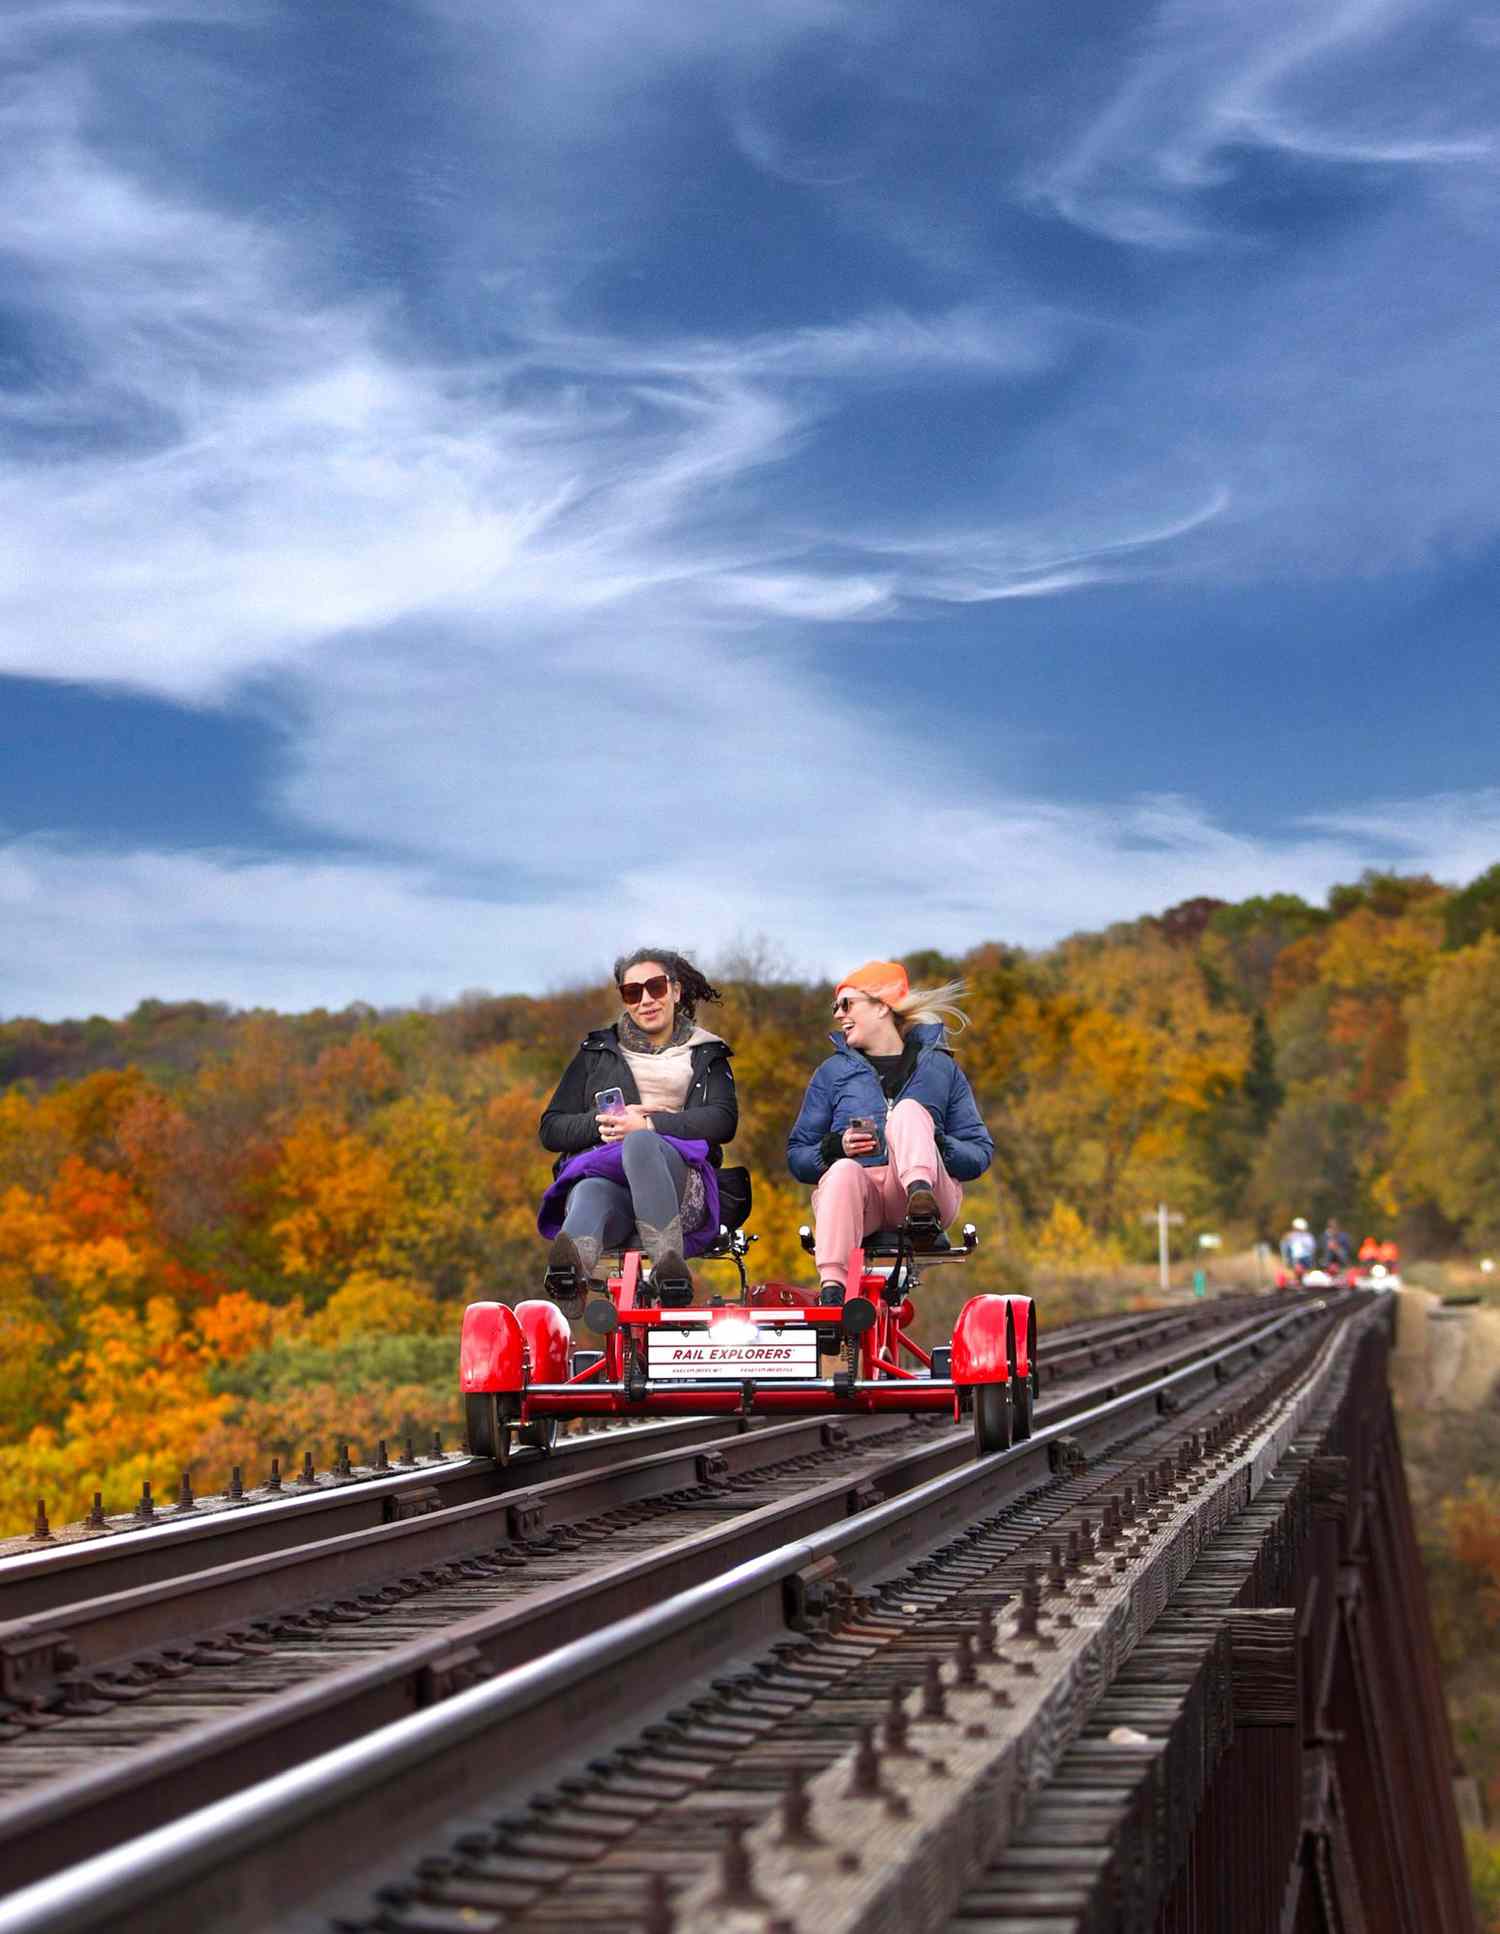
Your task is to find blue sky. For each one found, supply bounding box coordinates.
[3,0,1499,1018]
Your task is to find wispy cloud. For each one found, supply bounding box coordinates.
[9,781,1500,1018]
[1,1,1497,1018]
[1033,0,1498,246]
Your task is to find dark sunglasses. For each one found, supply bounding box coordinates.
[620,974,672,1005]
[832,993,874,1016]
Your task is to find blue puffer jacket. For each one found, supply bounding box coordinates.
[787,1023,994,1185]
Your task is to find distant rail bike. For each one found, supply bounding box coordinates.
[460,1216,1037,1464]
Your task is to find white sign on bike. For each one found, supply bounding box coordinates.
[647,1327,819,1380]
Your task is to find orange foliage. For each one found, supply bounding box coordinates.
[4,868,1500,1534]
[1444,1479,1500,1625]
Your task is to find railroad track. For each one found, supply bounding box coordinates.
[0,1294,1267,1620]
[0,1296,1295,1896]
[0,1290,1353,1931]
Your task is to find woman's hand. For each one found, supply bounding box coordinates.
[597,1104,654,1143]
[840,1126,879,1157]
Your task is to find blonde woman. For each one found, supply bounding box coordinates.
[787,960,993,1301]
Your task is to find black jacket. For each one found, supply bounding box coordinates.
[539,1026,738,1171]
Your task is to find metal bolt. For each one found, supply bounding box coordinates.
[335,1443,352,1478]
[401,1435,417,1466]
[976,1605,998,1657]
[1048,1543,1067,1592]
[884,1688,911,1754]
[780,1765,819,1845]
[134,1481,155,1522]
[176,1470,195,1511]
[921,1658,948,1720]
[374,1439,390,1472]
[1018,1568,1042,1638]
[1080,1517,1095,1559]
[87,1492,106,1529]
[431,1431,443,1459]
[228,1466,244,1502]
[643,1872,675,1934]
[32,1498,52,1540]
[298,1451,317,1486]
[714,1819,763,1906]
[954,1633,977,1687]
[849,1723,883,1797]
[265,1458,282,1493]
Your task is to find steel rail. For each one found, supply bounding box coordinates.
[0,1293,1351,1934]
[0,1295,1295,1682]
[0,1414,768,1622]
[0,1298,1309,1894]
[0,1292,1272,1623]
[0,1294,1266,1615]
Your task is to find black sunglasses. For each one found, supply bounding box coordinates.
[832,993,874,1016]
[620,974,672,1005]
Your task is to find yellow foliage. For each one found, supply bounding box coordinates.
[270,1114,396,1281]
[1029,1200,1124,1272]
[306,1272,445,1346]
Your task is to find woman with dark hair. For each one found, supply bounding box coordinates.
[536,950,738,1316]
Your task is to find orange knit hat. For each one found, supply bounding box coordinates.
[835,960,909,1005]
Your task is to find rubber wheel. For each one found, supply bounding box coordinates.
[973,1382,1014,1456]
[1012,1375,1033,1442]
[464,1392,511,1467]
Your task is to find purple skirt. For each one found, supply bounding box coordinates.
[536,1136,722,1258]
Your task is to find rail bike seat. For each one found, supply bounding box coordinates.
[798,1222,978,1262]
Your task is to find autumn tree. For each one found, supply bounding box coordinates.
[1396,935,1500,1243]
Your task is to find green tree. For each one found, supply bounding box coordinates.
[1444,862,1500,952]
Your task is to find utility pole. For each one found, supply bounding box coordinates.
[1140,1202,1185,1293]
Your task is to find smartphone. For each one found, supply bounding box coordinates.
[848,1116,876,1136]
[594,1088,627,1115]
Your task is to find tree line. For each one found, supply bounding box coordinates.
[3,862,1500,1531]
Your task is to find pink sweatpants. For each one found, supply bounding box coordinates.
[811,1097,963,1289]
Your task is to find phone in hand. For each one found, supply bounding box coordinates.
[594,1088,627,1115]
[848,1116,876,1137]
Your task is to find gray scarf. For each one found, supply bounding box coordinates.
[617,1010,695,1054]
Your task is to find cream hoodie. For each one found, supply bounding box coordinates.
[621,1024,723,1120]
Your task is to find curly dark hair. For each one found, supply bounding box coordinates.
[612,948,722,1025]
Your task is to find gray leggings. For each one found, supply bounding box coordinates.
[561,1131,690,1254]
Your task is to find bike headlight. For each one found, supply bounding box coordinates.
[708,1316,760,1347]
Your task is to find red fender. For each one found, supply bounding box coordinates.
[1005,1295,1036,1382]
[951,1293,1012,1386]
[459,1301,527,1394]
[513,1299,571,1384]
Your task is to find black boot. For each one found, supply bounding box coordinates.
[818,1281,845,1355]
[653,1250,694,1308]
[904,1181,940,1236]
[543,1233,588,1320]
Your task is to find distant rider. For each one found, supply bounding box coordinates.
[1321,1219,1352,1269]
[1280,1217,1316,1272]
